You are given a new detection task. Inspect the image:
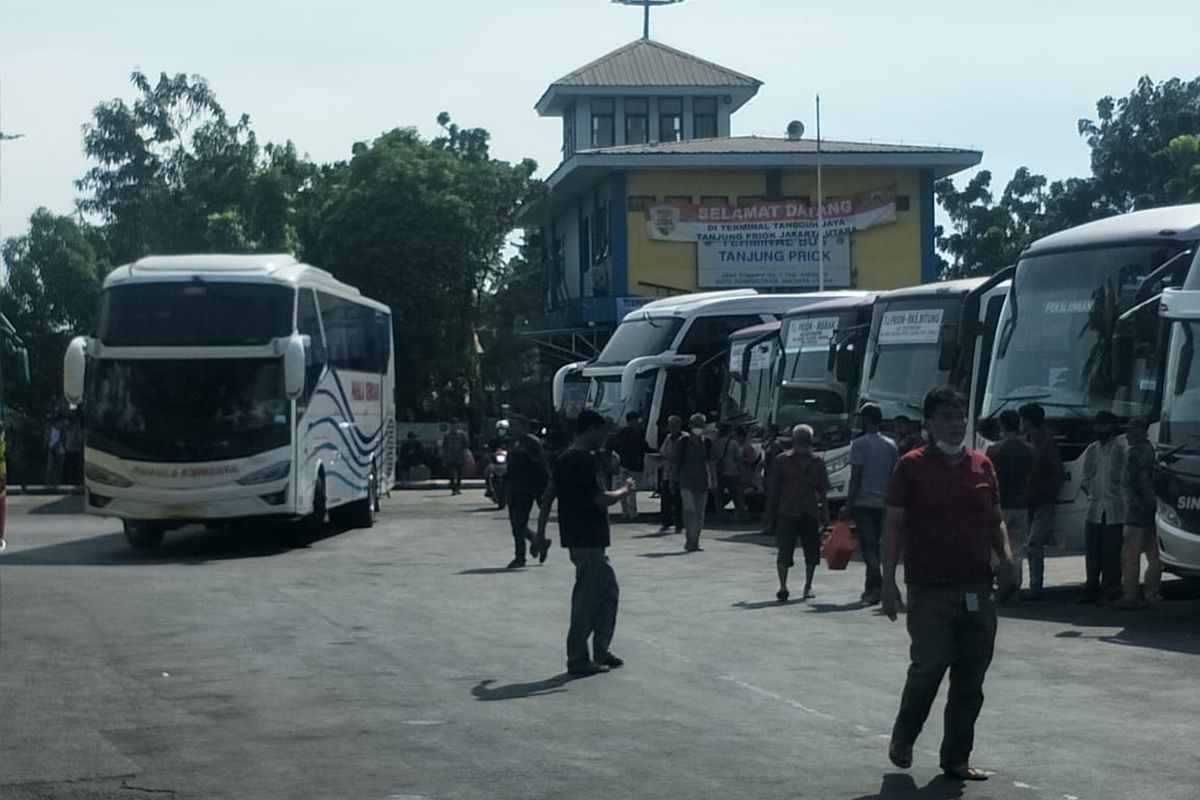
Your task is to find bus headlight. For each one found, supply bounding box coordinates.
[85,463,132,488]
[1158,500,1181,528]
[825,452,851,475]
[237,461,291,486]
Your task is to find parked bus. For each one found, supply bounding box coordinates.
[859,274,1011,446]
[983,205,1200,548]
[63,254,396,549]
[720,319,781,430]
[778,293,878,500]
[0,313,29,551]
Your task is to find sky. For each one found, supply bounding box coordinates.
[2,0,1198,256]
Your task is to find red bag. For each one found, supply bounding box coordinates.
[821,520,857,570]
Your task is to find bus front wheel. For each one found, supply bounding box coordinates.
[123,520,165,549]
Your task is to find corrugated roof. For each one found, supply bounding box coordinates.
[551,39,761,89]
[579,136,977,156]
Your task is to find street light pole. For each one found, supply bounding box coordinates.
[816,94,823,292]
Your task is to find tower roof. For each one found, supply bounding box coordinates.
[536,39,761,115]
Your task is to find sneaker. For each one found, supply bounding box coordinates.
[802,588,815,599]
[567,661,611,676]
[658,526,670,534]
[684,545,703,552]
[506,559,526,569]
[861,592,881,606]
[598,653,625,669]
[776,589,790,603]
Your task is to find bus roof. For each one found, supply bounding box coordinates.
[729,320,782,340]
[783,292,877,319]
[874,277,986,301]
[623,289,864,322]
[1026,203,1200,255]
[102,254,390,312]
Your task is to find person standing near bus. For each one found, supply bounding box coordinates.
[986,410,1034,597]
[442,418,469,496]
[1020,403,1063,600]
[765,424,829,602]
[613,412,648,522]
[882,387,1013,782]
[714,424,746,523]
[675,413,716,552]
[534,410,637,676]
[658,415,684,534]
[505,434,550,569]
[846,403,897,605]
[1080,411,1126,603]
[1117,417,1163,609]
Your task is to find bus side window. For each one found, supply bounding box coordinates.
[298,289,326,399]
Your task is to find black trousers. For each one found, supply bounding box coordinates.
[892,584,997,770]
[1085,520,1123,598]
[660,479,682,531]
[507,493,535,561]
[567,548,620,668]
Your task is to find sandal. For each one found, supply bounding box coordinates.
[888,740,912,770]
[942,764,989,781]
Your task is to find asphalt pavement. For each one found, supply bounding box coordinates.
[2,491,1199,800]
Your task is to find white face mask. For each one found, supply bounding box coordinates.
[691,427,704,437]
[935,439,966,456]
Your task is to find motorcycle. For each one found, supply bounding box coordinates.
[485,446,508,509]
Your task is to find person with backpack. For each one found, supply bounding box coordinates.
[674,413,716,552]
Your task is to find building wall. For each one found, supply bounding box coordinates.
[624,167,926,295]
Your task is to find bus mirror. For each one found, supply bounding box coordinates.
[937,339,959,372]
[63,337,87,405]
[835,347,856,384]
[284,335,306,399]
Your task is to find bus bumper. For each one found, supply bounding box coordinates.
[83,480,293,522]
[1157,514,1200,577]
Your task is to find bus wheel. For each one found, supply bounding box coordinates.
[123,520,165,549]
[344,474,377,529]
[299,474,327,537]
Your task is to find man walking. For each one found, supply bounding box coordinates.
[765,425,830,602]
[1080,411,1126,603]
[1020,403,1064,600]
[1117,417,1163,609]
[441,418,469,496]
[845,403,898,605]
[894,415,924,456]
[658,415,685,534]
[714,424,747,522]
[613,412,648,522]
[534,410,637,676]
[504,434,550,569]
[674,413,715,552]
[883,387,1012,782]
[986,410,1035,598]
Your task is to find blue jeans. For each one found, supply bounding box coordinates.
[508,493,535,561]
[567,548,620,668]
[854,507,885,596]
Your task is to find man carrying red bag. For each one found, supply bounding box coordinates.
[764,424,829,603]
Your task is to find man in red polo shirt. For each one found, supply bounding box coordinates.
[882,387,1014,782]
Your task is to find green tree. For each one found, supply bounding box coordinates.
[298,119,540,421]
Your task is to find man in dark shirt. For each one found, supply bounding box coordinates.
[882,387,1013,782]
[535,410,637,676]
[504,434,550,569]
[613,412,649,521]
[986,410,1034,597]
[1020,403,1064,600]
[765,424,830,602]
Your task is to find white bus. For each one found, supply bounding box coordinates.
[552,289,859,483]
[983,205,1200,548]
[63,254,396,549]
[859,274,1011,446]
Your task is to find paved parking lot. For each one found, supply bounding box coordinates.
[2,491,1199,799]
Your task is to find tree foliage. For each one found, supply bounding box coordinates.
[938,75,1200,279]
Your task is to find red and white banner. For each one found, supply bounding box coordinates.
[644,187,897,243]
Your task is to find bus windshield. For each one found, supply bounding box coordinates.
[984,242,1190,420]
[585,373,656,427]
[722,336,777,425]
[1161,320,1200,447]
[97,282,295,346]
[775,310,860,445]
[860,297,960,421]
[85,359,291,462]
[594,317,683,364]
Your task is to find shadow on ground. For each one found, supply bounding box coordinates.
[0,521,360,566]
[26,495,86,515]
[471,674,578,701]
[851,773,966,800]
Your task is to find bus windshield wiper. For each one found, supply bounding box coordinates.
[1160,433,1200,461]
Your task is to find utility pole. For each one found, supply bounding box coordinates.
[815,94,824,292]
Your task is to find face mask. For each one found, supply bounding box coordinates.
[691,427,704,437]
[935,440,966,456]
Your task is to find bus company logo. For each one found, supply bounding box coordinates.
[1177,496,1200,511]
[351,381,381,402]
[131,465,240,479]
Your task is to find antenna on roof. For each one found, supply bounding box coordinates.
[612,0,685,40]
